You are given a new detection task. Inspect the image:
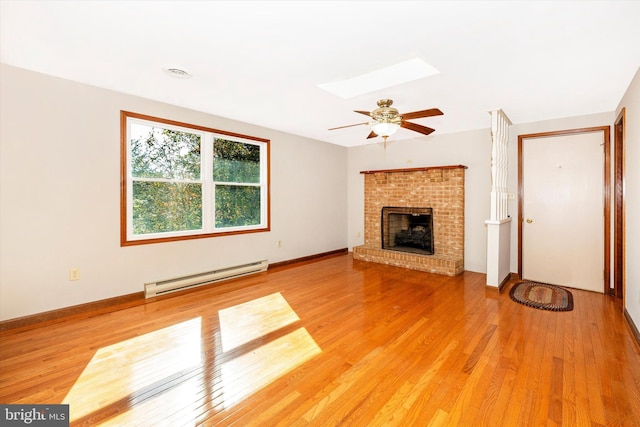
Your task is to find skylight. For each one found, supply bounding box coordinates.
[318,58,439,99]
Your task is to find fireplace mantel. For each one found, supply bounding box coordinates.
[353,165,466,276]
[360,165,467,175]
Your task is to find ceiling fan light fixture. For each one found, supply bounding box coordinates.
[371,121,400,137]
[329,98,442,141]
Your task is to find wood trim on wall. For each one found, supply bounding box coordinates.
[614,109,626,301]
[486,272,517,294]
[0,249,347,332]
[0,292,145,333]
[268,248,348,269]
[360,165,467,174]
[518,126,611,293]
[624,309,640,349]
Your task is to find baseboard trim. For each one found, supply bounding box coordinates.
[0,292,145,333]
[500,272,518,292]
[624,309,640,348]
[0,249,350,333]
[269,248,348,270]
[486,272,518,294]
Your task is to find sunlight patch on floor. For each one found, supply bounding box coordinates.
[218,292,300,352]
[62,318,202,422]
[218,327,321,409]
[216,292,321,409]
[61,293,321,422]
[97,374,202,427]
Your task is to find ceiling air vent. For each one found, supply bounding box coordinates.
[162,67,191,79]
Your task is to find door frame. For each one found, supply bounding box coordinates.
[518,126,611,293]
[614,109,625,301]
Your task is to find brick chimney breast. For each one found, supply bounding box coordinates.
[353,165,466,276]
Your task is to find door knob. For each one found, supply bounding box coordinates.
[526,218,533,224]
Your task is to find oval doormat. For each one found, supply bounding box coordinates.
[509,281,574,311]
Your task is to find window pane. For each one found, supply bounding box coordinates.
[213,139,260,183]
[131,123,201,180]
[215,185,261,228]
[133,182,202,234]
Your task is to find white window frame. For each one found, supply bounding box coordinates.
[121,111,270,246]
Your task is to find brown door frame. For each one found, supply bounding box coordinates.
[614,109,625,300]
[518,126,611,293]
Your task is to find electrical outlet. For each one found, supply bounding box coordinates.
[69,268,80,281]
[277,240,282,248]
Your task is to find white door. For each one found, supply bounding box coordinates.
[522,132,604,293]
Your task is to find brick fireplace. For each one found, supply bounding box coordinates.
[352,165,466,276]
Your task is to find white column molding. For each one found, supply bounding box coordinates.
[486,109,512,289]
[488,109,512,221]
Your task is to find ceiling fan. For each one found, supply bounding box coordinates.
[329,99,444,144]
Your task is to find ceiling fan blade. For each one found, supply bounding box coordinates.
[328,122,370,130]
[354,110,373,117]
[400,108,443,120]
[401,121,436,136]
[366,131,378,139]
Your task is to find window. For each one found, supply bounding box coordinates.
[121,111,270,245]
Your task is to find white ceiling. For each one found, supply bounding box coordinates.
[1,1,639,147]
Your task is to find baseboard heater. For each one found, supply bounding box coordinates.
[144,260,269,298]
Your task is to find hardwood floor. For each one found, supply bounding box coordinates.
[1,253,639,426]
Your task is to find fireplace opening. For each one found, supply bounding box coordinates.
[381,207,434,255]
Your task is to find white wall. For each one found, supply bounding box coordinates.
[347,128,493,273]
[616,67,640,329]
[0,64,348,321]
